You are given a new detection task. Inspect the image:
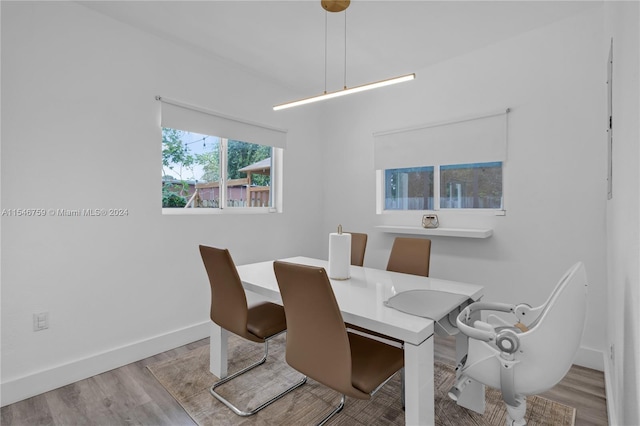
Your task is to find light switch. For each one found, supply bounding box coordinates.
[33,312,49,331]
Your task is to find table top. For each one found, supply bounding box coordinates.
[236,256,484,346]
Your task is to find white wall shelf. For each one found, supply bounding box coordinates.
[375,225,493,239]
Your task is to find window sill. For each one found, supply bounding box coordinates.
[162,207,277,215]
[379,209,505,216]
[375,225,493,239]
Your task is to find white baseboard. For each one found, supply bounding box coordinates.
[602,352,617,426]
[1,321,210,407]
[574,346,605,371]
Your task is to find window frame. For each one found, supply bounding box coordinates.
[158,96,286,216]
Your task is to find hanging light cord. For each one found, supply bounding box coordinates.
[325,8,348,92]
[324,11,328,94]
[343,9,347,89]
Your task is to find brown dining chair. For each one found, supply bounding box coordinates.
[273,260,404,425]
[348,237,432,346]
[386,237,432,277]
[347,232,368,267]
[199,245,306,416]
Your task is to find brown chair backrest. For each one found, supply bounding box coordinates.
[199,245,254,341]
[348,232,368,267]
[386,237,431,277]
[273,261,366,398]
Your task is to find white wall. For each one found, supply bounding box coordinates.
[319,6,607,370]
[3,3,637,419]
[604,2,640,425]
[0,1,326,405]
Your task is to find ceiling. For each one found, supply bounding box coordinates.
[79,1,598,95]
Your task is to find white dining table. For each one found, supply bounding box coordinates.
[209,256,485,426]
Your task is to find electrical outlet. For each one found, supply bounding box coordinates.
[33,312,49,331]
[610,343,615,360]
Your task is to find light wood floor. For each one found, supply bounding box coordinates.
[1,335,608,425]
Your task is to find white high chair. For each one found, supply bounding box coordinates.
[451,262,588,426]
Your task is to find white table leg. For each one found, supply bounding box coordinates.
[404,336,435,426]
[210,322,228,379]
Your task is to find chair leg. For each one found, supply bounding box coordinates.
[504,396,527,426]
[448,374,472,401]
[210,339,307,416]
[317,395,346,426]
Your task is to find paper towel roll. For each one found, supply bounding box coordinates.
[328,232,351,280]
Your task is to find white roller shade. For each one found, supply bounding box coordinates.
[158,97,287,149]
[373,109,508,169]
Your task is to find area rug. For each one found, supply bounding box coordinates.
[148,335,576,425]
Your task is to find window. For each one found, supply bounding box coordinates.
[381,162,502,211]
[157,97,286,213]
[374,109,508,214]
[162,129,274,209]
[440,162,502,209]
[384,167,434,210]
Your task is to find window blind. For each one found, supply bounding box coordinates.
[158,97,287,149]
[373,109,509,169]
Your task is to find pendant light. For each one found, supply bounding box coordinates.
[273,0,415,111]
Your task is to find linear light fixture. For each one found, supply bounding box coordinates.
[273,0,415,111]
[273,73,415,111]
